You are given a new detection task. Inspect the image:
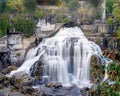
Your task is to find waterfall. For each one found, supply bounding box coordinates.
[10,27,107,88]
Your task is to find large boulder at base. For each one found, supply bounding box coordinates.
[11,72,35,88]
[0,88,10,96]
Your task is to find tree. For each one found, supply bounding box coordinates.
[6,0,25,13]
[106,0,115,13]
[0,0,6,14]
[12,17,36,37]
[65,0,79,11]
[112,0,120,23]
[34,9,45,19]
[23,0,37,13]
[0,13,12,37]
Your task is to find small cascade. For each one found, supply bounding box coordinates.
[10,27,108,88]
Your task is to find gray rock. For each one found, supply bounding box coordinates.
[0,88,10,96]
[54,82,62,88]
[2,66,17,75]
[45,82,54,88]
[11,72,34,88]
[0,72,5,83]
[22,86,35,94]
[9,92,25,96]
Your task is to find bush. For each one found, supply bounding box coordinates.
[12,17,36,37]
[117,27,120,39]
[23,0,37,13]
[0,0,6,14]
[106,17,114,25]
[0,13,12,37]
[55,13,70,23]
[5,0,25,13]
[107,61,120,81]
[34,9,45,19]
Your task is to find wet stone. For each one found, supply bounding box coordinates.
[54,82,62,88]
[45,82,54,88]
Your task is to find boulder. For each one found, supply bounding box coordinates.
[54,82,62,88]
[2,66,17,75]
[11,72,34,88]
[0,88,10,96]
[45,82,54,88]
[22,86,36,95]
[9,92,25,96]
[0,72,5,83]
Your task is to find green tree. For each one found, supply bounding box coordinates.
[24,19,36,37]
[6,0,25,13]
[117,27,120,39]
[106,17,114,25]
[65,0,79,11]
[12,17,36,37]
[55,12,70,23]
[0,13,12,37]
[112,0,120,23]
[23,0,37,13]
[0,0,6,14]
[106,0,115,13]
[34,9,45,19]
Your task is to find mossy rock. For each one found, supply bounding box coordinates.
[90,55,105,84]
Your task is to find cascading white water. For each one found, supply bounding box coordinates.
[10,27,107,88]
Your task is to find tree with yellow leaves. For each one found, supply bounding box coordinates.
[6,0,25,13]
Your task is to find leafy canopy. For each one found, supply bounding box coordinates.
[0,13,12,37]
[112,0,120,23]
[0,0,6,14]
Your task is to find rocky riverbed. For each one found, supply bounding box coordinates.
[0,49,120,96]
[0,69,89,96]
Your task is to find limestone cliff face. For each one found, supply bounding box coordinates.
[0,33,35,66]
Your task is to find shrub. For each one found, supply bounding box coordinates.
[0,13,12,37]
[107,61,120,81]
[0,0,6,14]
[12,17,36,37]
[34,9,45,19]
[55,13,70,23]
[5,0,25,13]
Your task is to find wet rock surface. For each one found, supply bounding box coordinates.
[9,92,25,96]
[1,66,17,75]
[0,70,89,96]
[11,71,35,87]
[37,85,88,96]
[0,88,10,96]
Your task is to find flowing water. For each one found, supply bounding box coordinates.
[10,27,107,88]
